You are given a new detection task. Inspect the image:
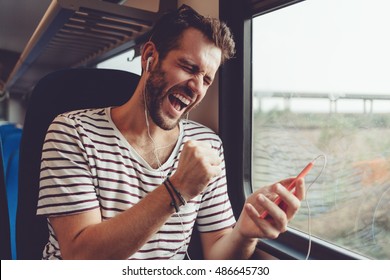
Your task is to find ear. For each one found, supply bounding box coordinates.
[142,41,158,72]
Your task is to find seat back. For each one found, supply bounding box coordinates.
[0,139,11,260]
[2,128,22,259]
[16,68,140,259]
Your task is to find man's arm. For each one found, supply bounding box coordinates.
[200,227,257,260]
[200,178,305,259]
[50,184,178,259]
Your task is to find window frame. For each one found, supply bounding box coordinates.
[219,0,368,260]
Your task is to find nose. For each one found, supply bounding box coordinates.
[187,75,204,96]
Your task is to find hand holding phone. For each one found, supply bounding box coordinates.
[259,161,314,219]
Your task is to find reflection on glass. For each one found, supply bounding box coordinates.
[252,0,390,259]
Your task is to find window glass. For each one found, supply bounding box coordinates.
[97,49,141,75]
[252,0,390,259]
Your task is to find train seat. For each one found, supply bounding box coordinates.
[16,68,140,259]
[0,138,11,260]
[2,128,22,259]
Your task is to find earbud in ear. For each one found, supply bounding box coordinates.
[146,56,153,72]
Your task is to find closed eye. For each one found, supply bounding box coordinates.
[178,58,213,86]
[203,76,212,86]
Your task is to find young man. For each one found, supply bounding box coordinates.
[37,5,304,260]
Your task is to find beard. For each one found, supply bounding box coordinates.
[144,64,194,130]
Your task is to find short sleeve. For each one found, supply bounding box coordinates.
[36,115,99,217]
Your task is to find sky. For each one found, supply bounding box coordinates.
[252,0,390,100]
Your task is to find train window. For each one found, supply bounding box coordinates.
[97,49,141,75]
[252,0,390,259]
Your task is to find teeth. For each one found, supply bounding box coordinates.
[173,93,190,106]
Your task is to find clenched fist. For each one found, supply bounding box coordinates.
[169,140,222,201]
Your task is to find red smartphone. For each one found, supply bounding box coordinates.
[259,161,314,219]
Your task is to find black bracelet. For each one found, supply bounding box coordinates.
[166,177,186,206]
[163,181,179,212]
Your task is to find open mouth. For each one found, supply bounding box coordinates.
[168,93,191,112]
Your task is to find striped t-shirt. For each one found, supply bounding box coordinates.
[37,107,235,260]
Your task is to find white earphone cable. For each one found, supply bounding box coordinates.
[142,74,191,260]
[304,154,327,260]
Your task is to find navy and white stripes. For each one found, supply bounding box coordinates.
[37,107,235,260]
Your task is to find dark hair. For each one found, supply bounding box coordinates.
[149,4,235,64]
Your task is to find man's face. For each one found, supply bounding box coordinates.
[145,28,222,130]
